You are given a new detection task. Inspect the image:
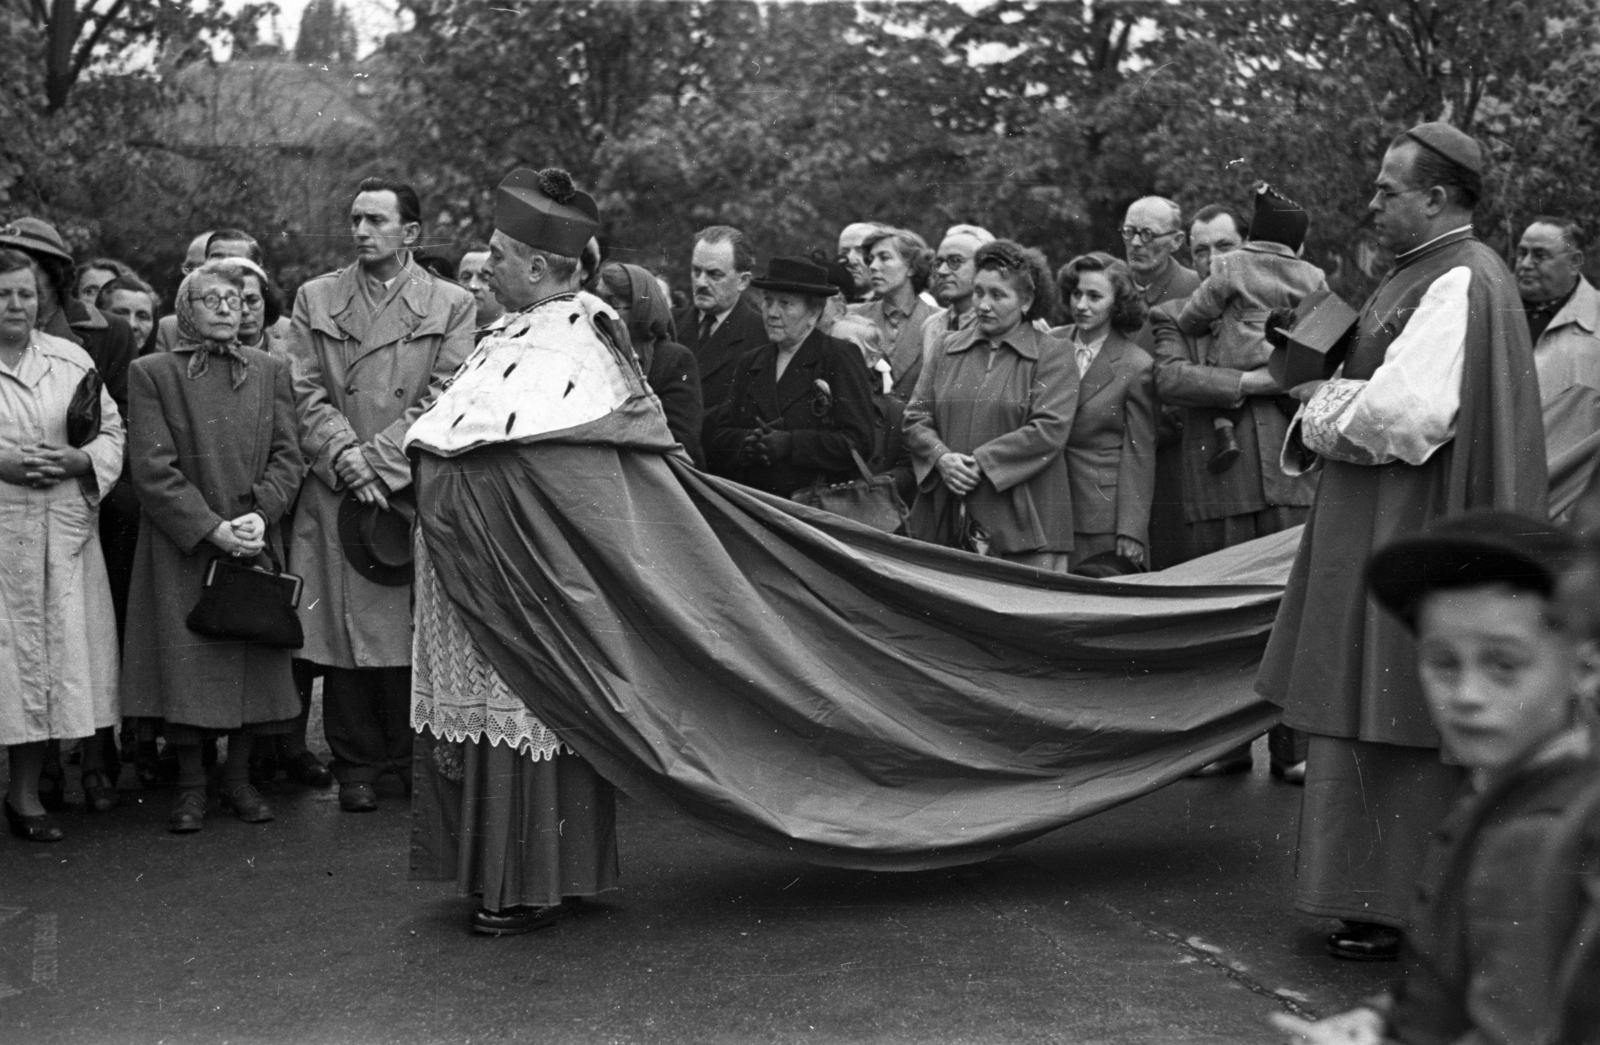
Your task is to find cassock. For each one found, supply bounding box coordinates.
[405,290,668,911]
[1256,226,1547,927]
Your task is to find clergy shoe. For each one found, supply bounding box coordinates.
[285,750,333,789]
[80,770,120,813]
[5,798,64,842]
[1327,921,1400,962]
[339,782,378,813]
[220,784,274,824]
[167,789,207,833]
[470,901,574,936]
[1190,751,1253,778]
[1271,760,1307,785]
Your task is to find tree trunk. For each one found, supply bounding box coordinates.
[46,0,76,112]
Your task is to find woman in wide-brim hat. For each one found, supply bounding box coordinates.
[703,256,876,497]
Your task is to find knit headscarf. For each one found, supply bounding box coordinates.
[617,262,677,345]
[173,265,250,390]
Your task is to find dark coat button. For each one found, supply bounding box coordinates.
[345,385,356,395]
[394,388,404,398]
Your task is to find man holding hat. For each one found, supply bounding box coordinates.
[703,256,875,497]
[404,166,664,936]
[1256,122,1548,961]
[287,178,475,813]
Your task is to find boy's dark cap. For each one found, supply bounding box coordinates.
[1367,511,1577,629]
[1249,182,1309,253]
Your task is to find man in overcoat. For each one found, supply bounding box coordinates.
[1151,203,1317,780]
[287,177,475,812]
[1256,123,1548,961]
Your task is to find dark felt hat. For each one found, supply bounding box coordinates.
[1072,551,1144,579]
[1402,121,1485,178]
[1249,183,1309,253]
[337,489,417,587]
[0,217,73,265]
[1367,511,1577,630]
[750,257,838,298]
[494,168,600,258]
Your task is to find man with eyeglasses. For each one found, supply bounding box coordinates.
[919,224,995,363]
[1256,122,1547,964]
[1120,197,1201,571]
[1121,197,1201,317]
[1518,217,1600,522]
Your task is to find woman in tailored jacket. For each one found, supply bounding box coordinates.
[902,240,1079,571]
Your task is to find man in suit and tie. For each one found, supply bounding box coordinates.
[675,225,768,414]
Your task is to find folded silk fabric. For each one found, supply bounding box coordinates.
[415,436,1291,871]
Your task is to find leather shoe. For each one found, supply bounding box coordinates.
[220,784,274,823]
[1271,760,1307,785]
[285,750,333,789]
[470,901,575,936]
[80,770,120,813]
[339,782,378,813]
[5,798,63,842]
[1327,921,1401,962]
[1190,752,1253,778]
[168,789,207,833]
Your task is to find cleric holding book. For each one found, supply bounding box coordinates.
[1255,122,1549,962]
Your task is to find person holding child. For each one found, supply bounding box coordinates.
[1175,183,1330,474]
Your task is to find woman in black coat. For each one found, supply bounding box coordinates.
[596,262,705,466]
[703,257,874,497]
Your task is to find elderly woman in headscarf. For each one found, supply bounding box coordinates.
[120,260,305,834]
[0,248,124,843]
[597,261,704,466]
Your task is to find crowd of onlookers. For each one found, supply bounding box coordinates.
[2,156,1599,1042]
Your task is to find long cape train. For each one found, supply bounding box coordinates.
[415,442,1292,872]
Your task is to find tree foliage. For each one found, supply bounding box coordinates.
[378,0,1600,299]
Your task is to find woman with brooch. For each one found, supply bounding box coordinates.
[703,256,874,497]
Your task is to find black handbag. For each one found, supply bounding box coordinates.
[186,550,305,649]
[65,368,102,448]
[791,449,909,533]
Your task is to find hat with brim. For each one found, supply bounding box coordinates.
[750,257,838,298]
[1367,511,1576,630]
[337,488,417,587]
[0,217,73,265]
[495,167,600,258]
[1072,551,1144,579]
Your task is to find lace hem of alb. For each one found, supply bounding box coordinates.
[410,531,567,762]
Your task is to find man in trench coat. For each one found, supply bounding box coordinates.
[287,178,475,812]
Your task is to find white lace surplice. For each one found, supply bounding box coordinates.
[410,533,566,761]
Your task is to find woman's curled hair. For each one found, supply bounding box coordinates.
[973,240,1057,323]
[1056,252,1148,335]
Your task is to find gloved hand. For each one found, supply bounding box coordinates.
[751,430,793,465]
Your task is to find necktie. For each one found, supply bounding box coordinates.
[1076,346,1093,377]
[698,312,715,345]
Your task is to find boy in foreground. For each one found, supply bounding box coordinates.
[1274,510,1600,1044]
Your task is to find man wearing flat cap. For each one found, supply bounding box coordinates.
[1256,122,1548,962]
[287,177,476,813]
[703,256,875,496]
[404,167,666,937]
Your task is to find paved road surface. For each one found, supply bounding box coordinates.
[1,735,1392,1045]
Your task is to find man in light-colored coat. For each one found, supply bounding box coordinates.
[288,178,475,812]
